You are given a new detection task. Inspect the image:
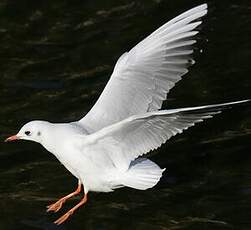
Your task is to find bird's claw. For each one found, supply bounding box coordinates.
[47,200,64,213]
[54,210,73,225]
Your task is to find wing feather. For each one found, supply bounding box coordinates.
[79,4,208,132]
[80,101,248,172]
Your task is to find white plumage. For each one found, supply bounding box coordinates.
[80,4,208,132]
[5,3,249,225]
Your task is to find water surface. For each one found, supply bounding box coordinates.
[0,0,251,229]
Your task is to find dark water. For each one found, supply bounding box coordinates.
[0,0,251,229]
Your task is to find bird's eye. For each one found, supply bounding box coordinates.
[25,131,31,136]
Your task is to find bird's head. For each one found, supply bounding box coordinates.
[5,120,49,144]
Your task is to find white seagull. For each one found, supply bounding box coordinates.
[5,3,249,225]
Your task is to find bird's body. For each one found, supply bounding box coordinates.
[5,3,250,225]
[29,120,163,193]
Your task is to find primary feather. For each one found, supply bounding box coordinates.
[79,4,208,133]
[81,100,248,172]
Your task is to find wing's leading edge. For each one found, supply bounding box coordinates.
[79,4,208,132]
[81,100,249,171]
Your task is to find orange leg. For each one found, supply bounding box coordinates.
[47,180,82,213]
[54,193,88,225]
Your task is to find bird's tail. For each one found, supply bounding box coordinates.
[120,158,165,190]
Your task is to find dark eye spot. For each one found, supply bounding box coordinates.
[37,131,41,136]
[25,131,31,136]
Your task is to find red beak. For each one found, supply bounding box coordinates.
[5,135,19,142]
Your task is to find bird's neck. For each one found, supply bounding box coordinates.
[40,123,83,158]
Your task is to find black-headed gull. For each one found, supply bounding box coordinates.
[5,3,249,225]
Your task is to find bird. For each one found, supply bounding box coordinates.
[5,3,249,225]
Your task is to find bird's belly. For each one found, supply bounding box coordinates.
[79,170,123,193]
[74,157,122,192]
[55,150,121,192]
[56,155,81,179]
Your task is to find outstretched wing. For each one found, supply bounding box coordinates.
[79,4,208,133]
[81,101,248,172]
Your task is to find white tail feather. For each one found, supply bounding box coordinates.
[121,158,165,190]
